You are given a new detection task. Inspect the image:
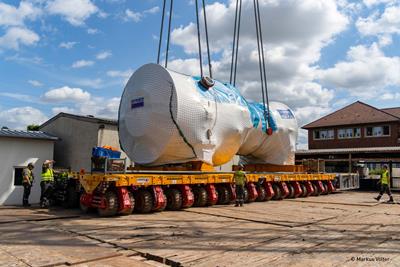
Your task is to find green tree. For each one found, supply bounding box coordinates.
[27,125,40,131]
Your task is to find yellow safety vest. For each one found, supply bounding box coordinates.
[234,170,246,186]
[381,170,389,185]
[42,168,54,182]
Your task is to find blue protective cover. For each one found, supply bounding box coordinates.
[92,147,121,158]
[193,77,277,132]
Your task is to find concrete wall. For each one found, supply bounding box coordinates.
[42,117,132,171]
[41,117,98,171]
[0,137,54,205]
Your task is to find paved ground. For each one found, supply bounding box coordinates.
[1,191,399,267]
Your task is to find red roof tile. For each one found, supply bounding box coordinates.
[302,101,400,129]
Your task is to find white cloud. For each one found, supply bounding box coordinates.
[96,51,112,60]
[75,78,103,89]
[52,106,76,114]
[124,9,142,22]
[87,28,99,34]
[0,92,36,103]
[124,6,159,22]
[47,0,98,26]
[356,5,400,38]
[106,69,133,85]
[144,6,160,15]
[167,0,349,148]
[380,92,400,100]
[42,86,91,102]
[72,59,94,68]
[362,0,396,8]
[59,41,77,49]
[0,27,39,50]
[318,43,400,97]
[0,1,42,27]
[28,80,43,87]
[0,106,48,130]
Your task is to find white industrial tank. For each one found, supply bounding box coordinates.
[118,63,298,166]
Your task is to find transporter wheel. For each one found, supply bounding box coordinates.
[98,190,119,217]
[119,191,135,215]
[312,183,320,196]
[287,183,295,199]
[134,190,153,213]
[243,187,249,203]
[80,201,89,213]
[165,189,183,210]
[217,186,231,205]
[322,182,328,195]
[272,184,283,200]
[63,186,79,208]
[300,183,307,198]
[154,192,167,212]
[207,189,218,206]
[256,185,266,202]
[193,186,208,207]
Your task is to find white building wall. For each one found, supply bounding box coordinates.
[0,137,54,205]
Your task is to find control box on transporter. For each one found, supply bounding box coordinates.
[78,64,336,217]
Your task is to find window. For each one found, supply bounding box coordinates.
[338,128,361,139]
[314,129,334,140]
[365,125,390,137]
[14,168,24,186]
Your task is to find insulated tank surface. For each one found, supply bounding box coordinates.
[118,63,298,166]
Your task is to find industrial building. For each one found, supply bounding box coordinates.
[296,101,400,188]
[0,128,57,205]
[39,113,131,172]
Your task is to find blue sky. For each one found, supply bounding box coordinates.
[0,0,399,147]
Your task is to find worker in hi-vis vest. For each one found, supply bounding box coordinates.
[234,165,247,207]
[40,160,55,208]
[374,165,394,203]
[22,163,35,207]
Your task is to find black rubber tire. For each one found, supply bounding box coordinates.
[98,190,119,217]
[193,186,208,207]
[165,189,183,210]
[287,183,295,199]
[134,190,153,213]
[63,186,79,208]
[312,183,320,196]
[217,186,231,205]
[300,183,307,198]
[272,183,283,200]
[80,201,89,213]
[256,185,266,202]
[119,191,135,215]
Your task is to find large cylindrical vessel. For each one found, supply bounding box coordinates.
[118,63,297,166]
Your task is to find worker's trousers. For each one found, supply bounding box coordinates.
[235,185,244,205]
[379,184,392,196]
[40,181,54,205]
[22,183,31,206]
